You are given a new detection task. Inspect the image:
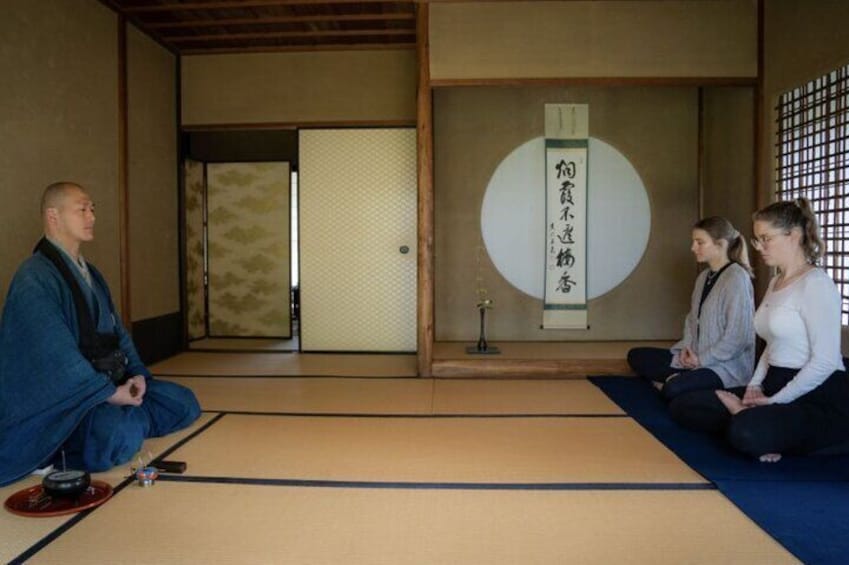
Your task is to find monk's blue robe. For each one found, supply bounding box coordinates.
[0,247,200,486]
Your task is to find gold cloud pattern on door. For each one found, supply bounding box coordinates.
[184,159,206,340]
[206,162,291,337]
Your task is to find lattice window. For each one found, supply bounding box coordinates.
[775,63,849,324]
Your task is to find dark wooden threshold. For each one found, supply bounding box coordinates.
[431,341,672,378]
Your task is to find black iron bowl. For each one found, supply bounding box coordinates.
[42,469,91,498]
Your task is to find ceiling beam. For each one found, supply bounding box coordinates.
[181,42,415,55]
[124,0,412,13]
[170,28,415,42]
[148,13,415,29]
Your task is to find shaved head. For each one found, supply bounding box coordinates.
[41,182,96,253]
[41,182,84,215]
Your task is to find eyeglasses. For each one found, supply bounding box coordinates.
[750,231,790,251]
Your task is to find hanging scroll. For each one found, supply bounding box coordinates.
[543,104,589,329]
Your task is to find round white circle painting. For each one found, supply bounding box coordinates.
[481,136,650,300]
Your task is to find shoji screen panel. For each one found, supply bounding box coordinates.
[206,162,291,338]
[299,128,417,351]
[184,159,206,340]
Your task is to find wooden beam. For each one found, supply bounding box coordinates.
[168,28,413,42]
[754,0,769,298]
[124,0,409,13]
[431,358,633,379]
[181,119,415,131]
[148,13,415,29]
[416,2,433,377]
[97,0,180,54]
[755,0,766,211]
[117,15,132,328]
[430,77,758,88]
[179,42,414,54]
[697,87,704,219]
[176,55,189,350]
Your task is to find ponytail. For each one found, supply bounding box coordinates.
[727,232,754,277]
[795,197,826,264]
[693,216,754,277]
[753,197,824,264]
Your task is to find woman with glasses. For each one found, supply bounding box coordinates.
[628,216,755,400]
[670,198,849,462]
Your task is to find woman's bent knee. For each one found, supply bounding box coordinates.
[727,411,777,456]
[727,420,760,456]
[668,390,730,433]
[668,395,697,428]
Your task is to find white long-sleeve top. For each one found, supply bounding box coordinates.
[750,267,845,404]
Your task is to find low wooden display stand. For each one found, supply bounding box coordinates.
[432,341,672,378]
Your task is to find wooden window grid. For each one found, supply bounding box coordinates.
[775,63,849,324]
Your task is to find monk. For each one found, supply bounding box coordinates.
[0,182,200,486]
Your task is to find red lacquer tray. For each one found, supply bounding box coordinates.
[4,480,112,517]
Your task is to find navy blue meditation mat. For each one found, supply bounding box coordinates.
[590,376,849,565]
[716,479,849,565]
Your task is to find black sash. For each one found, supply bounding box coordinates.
[34,238,128,384]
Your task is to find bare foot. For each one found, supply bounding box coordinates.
[759,453,782,463]
[716,390,746,415]
[653,373,678,391]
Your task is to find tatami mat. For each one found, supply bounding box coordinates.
[433,379,624,414]
[4,363,797,563]
[1,474,71,564]
[0,413,216,564]
[159,377,624,415]
[168,414,705,484]
[150,351,417,377]
[33,482,797,564]
[161,376,434,414]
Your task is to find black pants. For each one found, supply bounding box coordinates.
[669,366,849,457]
[627,346,724,401]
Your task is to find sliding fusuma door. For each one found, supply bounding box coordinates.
[298,128,417,352]
[206,162,291,338]
[184,159,206,340]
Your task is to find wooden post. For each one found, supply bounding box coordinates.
[117,15,132,329]
[754,0,769,298]
[416,3,434,377]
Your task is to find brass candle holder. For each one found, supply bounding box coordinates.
[466,245,500,355]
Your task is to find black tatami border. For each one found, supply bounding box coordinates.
[155,373,624,381]
[206,410,628,418]
[156,474,716,491]
[154,373,422,379]
[179,348,299,354]
[11,407,693,563]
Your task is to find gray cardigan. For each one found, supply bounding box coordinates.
[671,262,755,387]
